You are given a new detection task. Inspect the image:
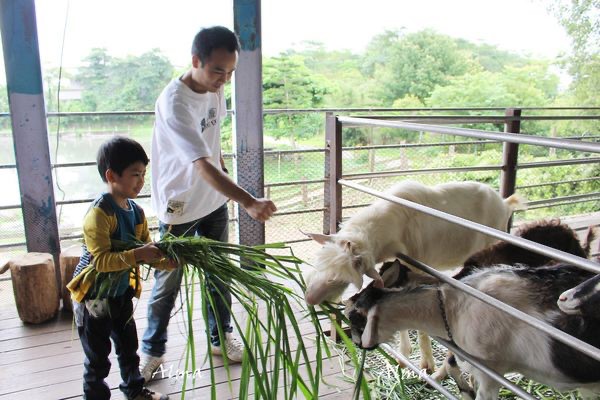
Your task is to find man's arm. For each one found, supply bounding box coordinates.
[194,157,276,222]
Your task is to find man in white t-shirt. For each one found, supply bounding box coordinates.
[141,26,276,381]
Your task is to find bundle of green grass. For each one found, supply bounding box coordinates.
[81,234,335,400]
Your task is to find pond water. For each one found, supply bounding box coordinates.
[1,132,154,231]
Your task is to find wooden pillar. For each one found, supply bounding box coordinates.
[0,0,61,288]
[500,108,521,230]
[326,113,342,235]
[324,113,343,341]
[233,0,265,246]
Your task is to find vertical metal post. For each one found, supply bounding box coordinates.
[325,113,342,341]
[233,0,264,246]
[326,114,342,235]
[0,0,61,287]
[500,108,521,230]
[500,108,521,198]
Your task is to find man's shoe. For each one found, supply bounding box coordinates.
[211,334,245,363]
[130,387,169,400]
[140,354,164,382]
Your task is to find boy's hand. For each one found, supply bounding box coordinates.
[165,258,179,271]
[134,243,166,264]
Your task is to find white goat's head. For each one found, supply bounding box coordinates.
[303,232,381,306]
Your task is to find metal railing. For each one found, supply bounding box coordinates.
[1,107,598,280]
[325,111,600,399]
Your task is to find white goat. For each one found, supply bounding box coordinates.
[304,180,522,370]
[345,263,600,400]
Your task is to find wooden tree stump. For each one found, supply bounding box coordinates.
[0,252,59,324]
[60,245,81,312]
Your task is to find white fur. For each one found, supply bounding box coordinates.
[305,180,520,305]
[304,180,521,370]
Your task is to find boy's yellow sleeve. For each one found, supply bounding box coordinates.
[84,207,137,272]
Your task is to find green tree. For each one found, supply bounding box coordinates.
[262,54,329,147]
[76,48,112,111]
[548,0,599,106]
[363,29,474,104]
[75,48,173,113]
[427,64,559,133]
[288,41,380,107]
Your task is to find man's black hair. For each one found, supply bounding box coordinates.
[192,26,240,65]
[96,136,149,182]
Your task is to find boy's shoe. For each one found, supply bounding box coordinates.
[211,334,245,363]
[130,387,169,400]
[140,354,164,382]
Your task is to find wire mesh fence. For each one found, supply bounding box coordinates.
[1,109,598,320]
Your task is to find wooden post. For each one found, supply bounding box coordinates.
[324,113,343,341]
[0,253,59,323]
[500,108,521,230]
[0,0,62,288]
[59,245,81,312]
[233,0,265,246]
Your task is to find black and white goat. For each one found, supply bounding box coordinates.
[345,264,600,400]
[376,218,593,374]
[558,273,600,318]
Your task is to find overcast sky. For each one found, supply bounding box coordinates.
[2,0,572,79]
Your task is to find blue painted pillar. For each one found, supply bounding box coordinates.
[0,1,61,281]
[233,0,265,246]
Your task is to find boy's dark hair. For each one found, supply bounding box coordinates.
[96,136,149,182]
[192,26,240,66]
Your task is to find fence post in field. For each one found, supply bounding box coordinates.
[501,108,521,229]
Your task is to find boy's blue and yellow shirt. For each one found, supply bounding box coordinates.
[67,193,163,302]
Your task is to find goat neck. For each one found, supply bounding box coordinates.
[346,285,450,349]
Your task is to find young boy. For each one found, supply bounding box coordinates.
[68,136,172,400]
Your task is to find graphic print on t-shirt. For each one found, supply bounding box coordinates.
[166,200,184,216]
[201,107,218,133]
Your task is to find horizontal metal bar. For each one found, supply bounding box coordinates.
[0,241,26,249]
[526,192,600,206]
[518,158,600,169]
[362,115,600,122]
[265,179,326,188]
[516,176,599,189]
[343,165,502,180]
[435,338,537,400]
[273,207,326,217]
[339,179,600,274]
[342,139,500,150]
[264,148,326,155]
[396,251,600,364]
[525,197,600,211]
[338,117,600,153]
[379,343,460,400]
[52,161,96,168]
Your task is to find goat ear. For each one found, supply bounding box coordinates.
[361,305,380,349]
[365,267,384,288]
[380,260,401,287]
[339,239,354,253]
[302,231,332,245]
